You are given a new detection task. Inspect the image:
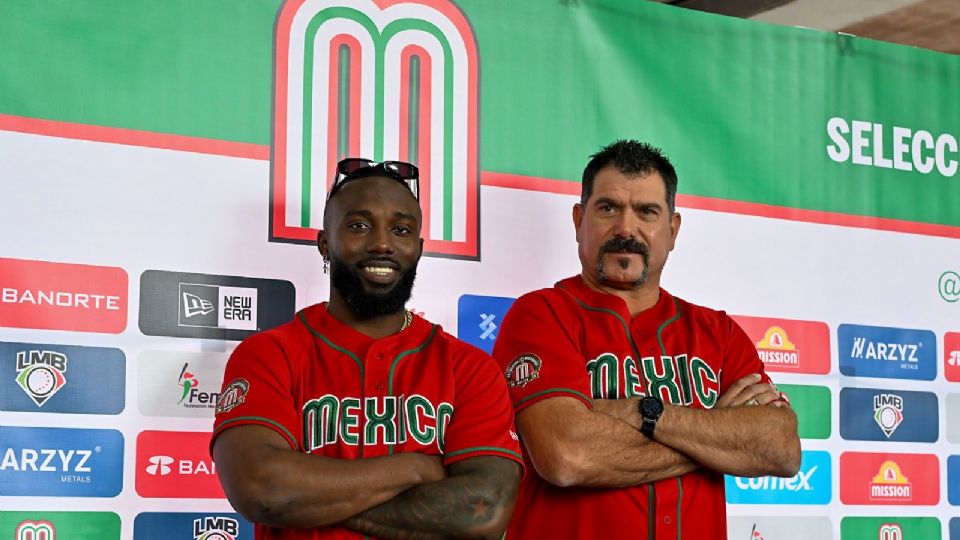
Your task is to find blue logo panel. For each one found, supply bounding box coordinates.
[839,387,938,443]
[457,295,516,354]
[0,426,123,497]
[725,450,831,505]
[0,341,125,414]
[951,517,959,540]
[949,456,960,506]
[134,512,254,539]
[837,324,936,380]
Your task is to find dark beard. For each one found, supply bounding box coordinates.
[329,256,418,320]
[597,236,650,287]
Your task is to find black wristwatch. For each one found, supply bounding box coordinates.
[638,396,664,438]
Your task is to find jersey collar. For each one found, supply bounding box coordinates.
[558,275,676,325]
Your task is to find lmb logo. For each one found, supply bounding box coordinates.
[270,0,481,259]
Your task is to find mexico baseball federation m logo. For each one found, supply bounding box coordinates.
[270,0,481,259]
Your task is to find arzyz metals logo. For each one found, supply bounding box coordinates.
[839,388,938,443]
[138,351,228,418]
[0,512,121,539]
[840,452,939,505]
[732,315,830,374]
[139,270,295,340]
[457,294,516,353]
[133,512,254,540]
[945,332,960,382]
[270,0,481,259]
[0,427,123,497]
[725,450,831,504]
[840,517,942,540]
[136,431,225,498]
[0,258,127,333]
[1,341,125,415]
[838,324,936,380]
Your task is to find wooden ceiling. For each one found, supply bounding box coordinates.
[839,0,960,56]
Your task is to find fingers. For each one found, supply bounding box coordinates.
[716,373,762,408]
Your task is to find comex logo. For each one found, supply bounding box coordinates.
[873,393,904,437]
[734,466,817,492]
[939,271,960,303]
[146,455,174,476]
[183,292,215,317]
[879,523,903,540]
[478,313,498,341]
[14,350,67,407]
[15,520,56,540]
[193,516,239,540]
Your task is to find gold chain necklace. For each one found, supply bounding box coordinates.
[325,303,411,333]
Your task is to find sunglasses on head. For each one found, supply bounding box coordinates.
[329,158,420,200]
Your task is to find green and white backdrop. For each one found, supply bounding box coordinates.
[1,0,959,538]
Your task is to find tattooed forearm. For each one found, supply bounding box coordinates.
[343,456,521,540]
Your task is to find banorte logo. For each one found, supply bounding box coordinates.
[270,0,481,259]
[946,332,960,382]
[136,431,225,498]
[0,258,127,333]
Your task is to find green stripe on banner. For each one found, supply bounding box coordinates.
[1,0,958,226]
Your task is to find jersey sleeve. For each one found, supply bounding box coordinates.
[720,315,787,403]
[441,346,524,469]
[210,332,301,453]
[492,291,593,413]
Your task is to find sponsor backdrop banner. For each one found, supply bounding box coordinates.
[1,0,958,538]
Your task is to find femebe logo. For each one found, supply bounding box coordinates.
[270,0,481,259]
[0,512,120,540]
[1,342,125,415]
[139,270,295,340]
[838,324,936,380]
[945,332,960,382]
[0,258,127,333]
[725,450,831,504]
[948,455,960,505]
[839,387,938,443]
[840,452,939,505]
[840,517,941,539]
[136,431,225,498]
[133,512,254,540]
[727,516,832,540]
[0,427,123,497]
[457,295,516,354]
[732,316,830,374]
[138,351,228,418]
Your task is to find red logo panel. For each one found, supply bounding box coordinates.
[0,258,127,333]
[945,332,960,382]
[840,452,939,505]
[732,315,830,374]
[136,430,224,498]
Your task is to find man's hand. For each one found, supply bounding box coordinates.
[716,373,787,408]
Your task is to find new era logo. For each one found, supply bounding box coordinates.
[146,455,174,476]
[182,293,214,317]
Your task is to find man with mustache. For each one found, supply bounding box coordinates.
[493,140,801,539]
[212,159,523,540]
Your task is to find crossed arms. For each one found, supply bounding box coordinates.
[517,374,801,488]
[213,426,521,540]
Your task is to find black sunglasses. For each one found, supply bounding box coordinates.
[329,158,419,200]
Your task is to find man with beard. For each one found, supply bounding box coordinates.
[492,140,801,539]
[212,158,522,540]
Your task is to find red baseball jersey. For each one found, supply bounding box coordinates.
[493,276,775,540]
[212,303,523,540]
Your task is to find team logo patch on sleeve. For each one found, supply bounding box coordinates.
[506,354,542,388]
[216,378,249,414]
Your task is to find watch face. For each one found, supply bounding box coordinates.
[641,397,664,417]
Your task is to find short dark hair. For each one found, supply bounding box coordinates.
[580,140,678,212]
